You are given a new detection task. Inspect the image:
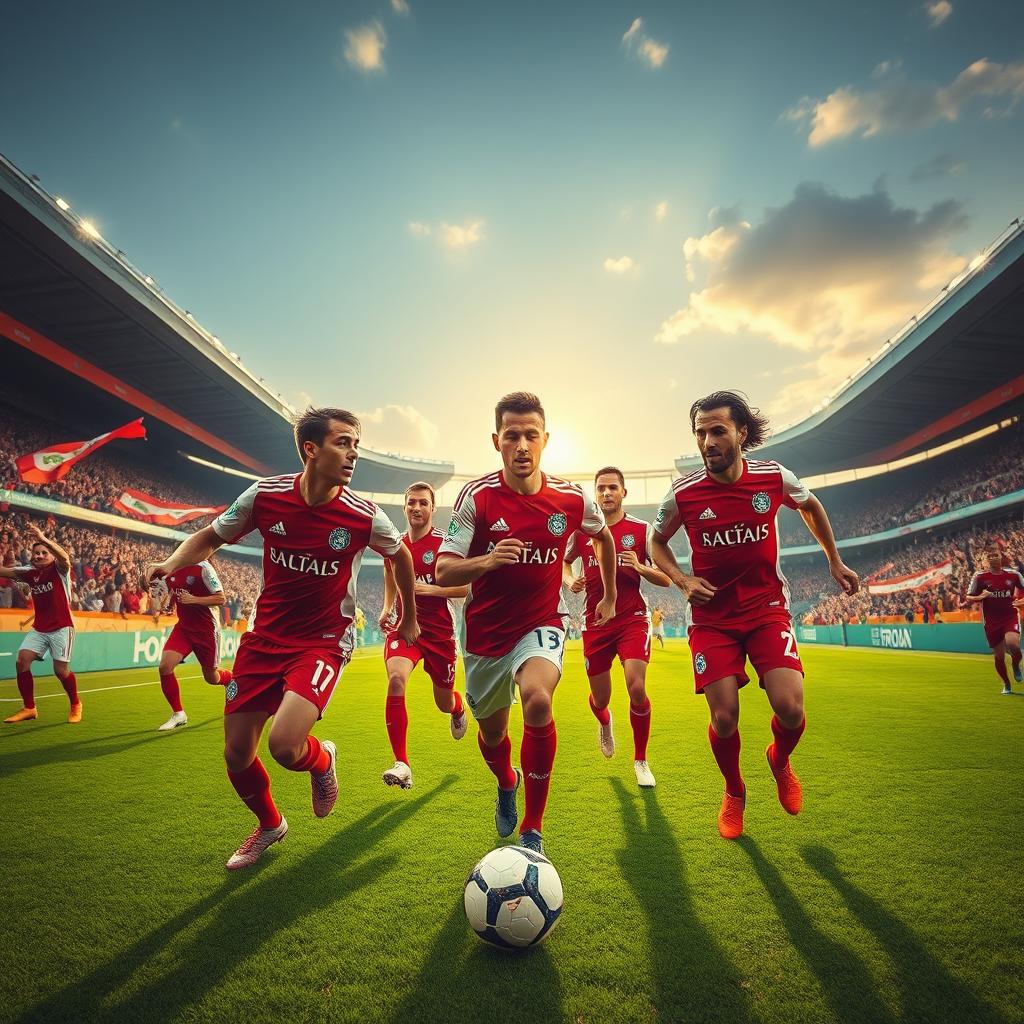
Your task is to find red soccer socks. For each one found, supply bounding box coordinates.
[629,697,652,761]
[160,672,183,713]
[227,758,282,829]
[520,721,557,835]
[385,695,409,764]
[708,723,745,797]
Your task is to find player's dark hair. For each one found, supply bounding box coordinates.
[31,541,49,555]
[594,466,625,487]
[689,391,770,451]
[405,481,436,506]
[294,406,361,463]
[494,392,545,432]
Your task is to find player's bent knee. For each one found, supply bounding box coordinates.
[711,709,739,737]
[521,691,553,726]
[386,674,407,696]
[267,732,303,768]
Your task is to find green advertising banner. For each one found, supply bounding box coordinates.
[796,622,990,654]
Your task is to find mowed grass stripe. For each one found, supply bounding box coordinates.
[1,642,1021,1024]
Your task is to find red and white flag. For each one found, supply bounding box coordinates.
[16,418,147,484]
[866,559,953,594]
[113,488,226,526]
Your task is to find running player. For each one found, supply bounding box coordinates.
[378,481,470,789]
[1,523,81,724]
[650,606,666,649]
[436,392,618,855]
[651,391,858,840]
[149,561,234,731]
[965,543,1024,694]
[147,407,418,869]
[564,467,670,788]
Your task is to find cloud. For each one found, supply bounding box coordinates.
[603,256,636,274]
[408,221,431,238]
[439,220,485,249]
[655,200,669,222]
[355,404,440,456]
[785,57,1024,146]
[622,18,669,69]
[909,152,965,181]
[925,0,953,27]
[344,21,386,72]
[391,0,410,13]
[656,183,968,420]
[871,59,902,78]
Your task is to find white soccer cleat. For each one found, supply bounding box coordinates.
[451,707,468,741]
[634,759,656,789]
[1001,686,1013,696]
[598,711,615,758]
[158,710,188,732]
[311,740,338,818]
[382,760,413,790]
[225,817,288,870]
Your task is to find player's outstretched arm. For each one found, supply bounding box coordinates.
[590,528,618,626]
[797,495,859,595]
[146,526,226,585]
[650,532,716,605]
[435,539,523,587]
[390,544,420,645]
[0,565,29,580]
[26,523,71,575]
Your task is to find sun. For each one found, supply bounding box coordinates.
[543,431,582,474]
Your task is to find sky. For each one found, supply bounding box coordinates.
[3,0,1023,475]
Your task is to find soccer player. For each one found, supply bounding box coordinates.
[1,523,81,724]
[564,467,670,788]
[147,407,418,870]
[148,561,234,731]
[435,392,618,856]
[651,391,859,840]
[650,606,666,649]
[965,544,1024,694]
[377,481,470,789]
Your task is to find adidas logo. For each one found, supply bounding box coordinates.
[698,508,716,520]
[490,518,510,532]
[269,521,287,535]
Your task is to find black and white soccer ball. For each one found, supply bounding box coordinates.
[464,845,563,949]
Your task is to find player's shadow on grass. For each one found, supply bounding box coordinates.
[738,836,898,1024]
[19,777,456,1024]
[801,844,1007,1024]
[0,719,220,777]
[384,898,563,1024]
[611,778,759,1024]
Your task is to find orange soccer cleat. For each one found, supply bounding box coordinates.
[718,790,745,840]
[67,702,83,724]
[766,744,803,815]
[4,707,39,724]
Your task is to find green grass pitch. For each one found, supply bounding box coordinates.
[1,640,1022,1024]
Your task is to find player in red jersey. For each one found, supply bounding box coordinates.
[377,481,470,789]
[564,467,670,788]
[651,392,858,840]
[147,407,418,869]
[436,392,618,856]
[148,560,235,731]
[1,523,81,724]
[965,544,1024,694]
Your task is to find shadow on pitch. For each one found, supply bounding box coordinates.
[18,776,457,1024]
[612,778,759,1024]
[801,845,1007,1024]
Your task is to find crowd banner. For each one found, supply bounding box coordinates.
[796,622,990,654]
[866,559,953,594]
[112,488,227,526]
[15,418,147,484]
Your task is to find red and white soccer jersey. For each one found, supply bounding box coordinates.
[439,472,605,658]
[566,514,654,676]
[385,529,458,689]
[211,474,404,715]
[967,568,1024,647]
[654,459,811,689]
[24,562,74,633]
[162,561,223,670]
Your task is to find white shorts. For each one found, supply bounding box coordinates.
[653,625,666,639]
[19,627,75,663]
[462,626,566,720]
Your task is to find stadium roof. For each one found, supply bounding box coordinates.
[0,154,454,493]
[675,218,1024,478]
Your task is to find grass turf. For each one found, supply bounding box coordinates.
[1,640,1022,1024]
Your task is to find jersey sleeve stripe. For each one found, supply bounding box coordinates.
[341,490,376,516]
[338,492,375,519]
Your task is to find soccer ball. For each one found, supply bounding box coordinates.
[464,845,563,949]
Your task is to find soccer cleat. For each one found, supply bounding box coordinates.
[597,710,615,758]
[495,768,522,838]
[158,710,188,732]
[67,702,83,724]
[312,740,339,817]
[518,829,545,856]
[718,790,745,840]
[766,744,803,815]
[450,707,468,741]
[382,760,413,790]
[4,707,38,724]
[634,759,656,788]
[1001,686,1013,696]
[225,817,288,870]
[1013,664,1023,683]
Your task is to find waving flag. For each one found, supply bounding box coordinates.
[16,419,147,484]
[866,560,953,595]
[113,488,226,526]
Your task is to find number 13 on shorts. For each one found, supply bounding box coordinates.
[531,627,566,665]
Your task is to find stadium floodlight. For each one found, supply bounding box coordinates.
[54,196,70,211]
[968,252,988,272]
[182,453,261,481]
[80,219,100,239]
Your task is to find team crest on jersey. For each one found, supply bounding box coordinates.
[186,575,195,586]
[752,491,771,514]
[655,507,667,526]
[225,680,239,701]
[447,518,461,537]
[422,550,435,565]
[390,640,399,650]
[328,527,351,551]
[226,501,239,518]
[621,534,636,550]
[548,513,568,537]
[694,653,707,675]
